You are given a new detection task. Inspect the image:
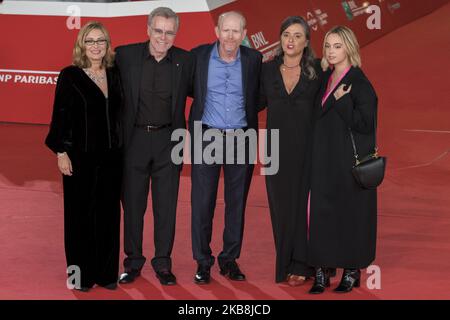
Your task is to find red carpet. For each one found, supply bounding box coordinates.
[1,4,449,300]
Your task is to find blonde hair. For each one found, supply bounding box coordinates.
[321,25,361,71]
[72,21,114,69]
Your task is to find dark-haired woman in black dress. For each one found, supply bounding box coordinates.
[260,16,321,286]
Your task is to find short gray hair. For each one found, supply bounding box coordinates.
[217,11,246,30]
[147,7,179,31]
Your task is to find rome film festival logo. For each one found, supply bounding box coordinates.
[307,9,329,32]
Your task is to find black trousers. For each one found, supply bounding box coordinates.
[122,127,180,272]
[63,149,122,288]
[191,129,254,267]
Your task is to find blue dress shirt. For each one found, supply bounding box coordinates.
[202,43,247,129]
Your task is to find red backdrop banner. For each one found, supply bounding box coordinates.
[0,0,448,124]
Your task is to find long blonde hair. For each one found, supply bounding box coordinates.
[72,21,114,69]
[321,25,361,71]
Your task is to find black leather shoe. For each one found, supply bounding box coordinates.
[194,265,211,284]
[309,268,331,294]
[156,270,176,286]
[118,269,141,284]
[74,286,91,292]
[334,269,361,293]
[220,261,246,281]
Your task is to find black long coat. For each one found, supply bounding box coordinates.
[308,66,378,269]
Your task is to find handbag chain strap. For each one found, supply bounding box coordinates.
[348,114,378,166]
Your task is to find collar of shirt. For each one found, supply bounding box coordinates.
[144,42,173,62]
[211,41,241,65]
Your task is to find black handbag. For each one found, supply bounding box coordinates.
[349,117,386,189]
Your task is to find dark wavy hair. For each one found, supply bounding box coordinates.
[278,16,317,80]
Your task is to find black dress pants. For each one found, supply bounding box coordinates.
[122,127,180,272]
[191,128,254,267]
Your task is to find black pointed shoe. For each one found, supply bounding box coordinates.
[156,269,177,286]
[118,269,141,284]
[309,268,331,294]
[220,261,246,281]
[194,264,211,284]
[334,269,361,293]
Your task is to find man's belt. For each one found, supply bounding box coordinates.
[135,123,172,131]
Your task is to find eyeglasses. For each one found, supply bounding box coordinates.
[84,39,107,47]
[150,27,176,38]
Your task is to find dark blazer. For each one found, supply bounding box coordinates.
[188,43,263,131]
[45,65,122,154]
[115,41,195,147]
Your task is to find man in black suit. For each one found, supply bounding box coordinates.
[115,7,194,286]
[189,11,262,284]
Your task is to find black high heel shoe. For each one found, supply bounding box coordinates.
[333,269,361,293]
[308,268,331,294]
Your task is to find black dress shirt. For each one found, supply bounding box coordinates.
[136,47,173,126]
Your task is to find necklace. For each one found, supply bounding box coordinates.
[84,68,106,84]
[281,62,300,72]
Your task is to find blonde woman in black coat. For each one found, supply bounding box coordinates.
[308,26,378,294]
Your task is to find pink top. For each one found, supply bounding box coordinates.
[321,66,352,107]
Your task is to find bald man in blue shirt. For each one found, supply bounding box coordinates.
[188,11,262,284]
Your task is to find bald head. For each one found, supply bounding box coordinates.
[215,11,247,59]
[217,11,246,31]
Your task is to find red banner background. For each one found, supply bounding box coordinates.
[0,0,448,124]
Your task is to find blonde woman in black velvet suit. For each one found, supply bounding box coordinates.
[45,21,122,292]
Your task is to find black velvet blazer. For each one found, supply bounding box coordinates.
[45,65,122,154]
